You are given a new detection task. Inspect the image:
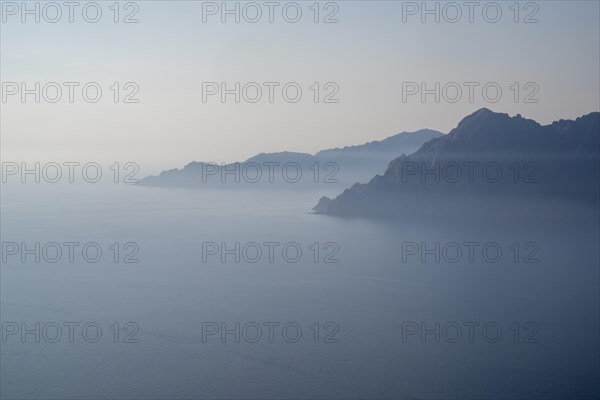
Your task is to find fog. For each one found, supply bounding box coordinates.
[1,183,598,399]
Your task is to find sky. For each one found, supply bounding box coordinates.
[1,0,599,175]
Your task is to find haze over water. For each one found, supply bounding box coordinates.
[1,184,598,399]
[2,1,599,398]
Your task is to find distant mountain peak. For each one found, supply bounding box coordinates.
[473,107,495,116]
[457,108,510,127]
[315,129,443,157]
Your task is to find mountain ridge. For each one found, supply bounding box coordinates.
[314,109,600,217]
[138,129,444,188]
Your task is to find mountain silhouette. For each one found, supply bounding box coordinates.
[138,129,443,188]
[314,109,600,217]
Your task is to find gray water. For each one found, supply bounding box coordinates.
[1,184,598,399]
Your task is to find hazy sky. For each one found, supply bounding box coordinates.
[1,0,599,174]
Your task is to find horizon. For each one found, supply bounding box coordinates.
[3,107,599,176]
[143,108,600,172]
[2,1,599,174]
